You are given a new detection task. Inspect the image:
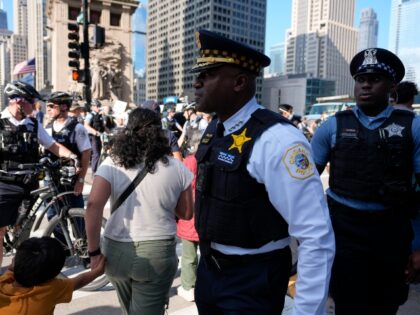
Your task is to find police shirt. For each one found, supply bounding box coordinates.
[311,106,420,211]
[47,118,92,153]
[213,97,335,315]
[1,108,55,149]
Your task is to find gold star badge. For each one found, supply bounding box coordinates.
[228,128,252,153]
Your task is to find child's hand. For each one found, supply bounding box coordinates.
[91,255,106,277]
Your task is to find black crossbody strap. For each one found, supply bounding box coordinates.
[110,167,148,214]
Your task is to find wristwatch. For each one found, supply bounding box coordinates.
[88,248,101,257]
[77,177,84,184]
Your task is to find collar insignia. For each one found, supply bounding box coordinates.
[228,128,251,154]
[201,133,213,144]
[362,49,378,66]
[384,123,404,137]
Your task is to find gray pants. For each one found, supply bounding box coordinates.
[180,239,199,290]
[103,237,178,315]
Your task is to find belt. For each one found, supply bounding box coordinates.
[206,247,289,270]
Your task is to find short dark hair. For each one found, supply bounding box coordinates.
[278,104,293,112]
[14,237,66,287]
[396,81,418,104]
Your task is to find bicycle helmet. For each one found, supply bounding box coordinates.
[91,99,102,107]
[45,91,73,107]
[4,81,42,102]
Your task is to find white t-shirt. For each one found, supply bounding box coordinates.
[96,156,193,242]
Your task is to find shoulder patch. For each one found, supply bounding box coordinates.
[282,144,314,179]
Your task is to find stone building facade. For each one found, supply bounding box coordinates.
[46,0,139,104]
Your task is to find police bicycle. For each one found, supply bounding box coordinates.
[2,157,109,291]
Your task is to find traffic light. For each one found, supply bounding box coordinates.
[72,69,85,82]
[68,23,80,69]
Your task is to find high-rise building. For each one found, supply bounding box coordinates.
[389,0,420,86]
[146,0,267,102]
[0,30,12,109]
[268,43,285,76]
[285,0,358,95]
[0,9,7,30]
[11,0,28,81]
[27,0,49,90]
[357,8,378,52]
[14,0,28,37]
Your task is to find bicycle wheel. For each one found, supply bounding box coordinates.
[43,208,109,291]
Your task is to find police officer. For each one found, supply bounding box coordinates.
[192,30,335,315]
[84,99,106,173]
[45,92,92,197]
[311,48,420,314]
[0,81,77,266]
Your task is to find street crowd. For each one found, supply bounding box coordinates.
[0,29,419,315]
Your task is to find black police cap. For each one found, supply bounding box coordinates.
[191,29,271,74]
[350,48,405,83]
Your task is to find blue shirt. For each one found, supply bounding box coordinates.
[311,106,420,211]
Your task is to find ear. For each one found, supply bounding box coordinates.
[233,73,248,92]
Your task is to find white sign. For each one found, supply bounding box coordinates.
[113,100,127,114]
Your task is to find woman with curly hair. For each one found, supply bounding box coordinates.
[85,108,193,315]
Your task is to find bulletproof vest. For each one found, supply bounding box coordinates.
[195,109,292,249]
[0,117,40,170]
[330,109,414,204]
[89,112,105,133]
[46,118,80,160]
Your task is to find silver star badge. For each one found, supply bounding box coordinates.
[384,123,405,137]
[362,49,378,65]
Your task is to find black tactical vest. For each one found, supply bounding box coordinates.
[0,117,40,170]
[46,118,80,160]
[195,109,292,249]
[330,109,414,204]
[89,112,105,133]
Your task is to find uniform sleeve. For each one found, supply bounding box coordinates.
[310,117,336,167]
[85,113,93,125]
[75,124,92,152]
[248,124,335,315]
[37,123,55,149]
[412,116,420,174]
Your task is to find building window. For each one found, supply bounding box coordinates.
[110,13,121,27]
[68,6,80,21]
[90,10,101,24]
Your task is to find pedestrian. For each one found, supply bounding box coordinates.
[392,81,418,111]
[278,103,294,120]
[142,99,183,161]
[84,99,106,173]
[0,236,105,315]
[85,108,194,315]
[191,29,335,315]
[311,48,420,315]
[176,131,201,302]
[0,81,78,267]
[44,91,92,240]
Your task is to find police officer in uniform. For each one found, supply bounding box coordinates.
[192,30,335,315]
[0,81,78,266]
[84,99,106,173]
[311,48,420,315]
[45,91,92,198]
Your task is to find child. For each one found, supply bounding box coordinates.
[0,236,105,315]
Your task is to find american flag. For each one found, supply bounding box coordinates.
[13,58,36,75]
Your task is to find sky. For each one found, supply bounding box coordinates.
[2,0,392,64]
